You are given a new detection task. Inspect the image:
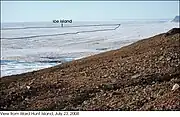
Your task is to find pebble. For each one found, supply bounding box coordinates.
[111,79,117,83]
[103,93,107,96]
[131,74,141,79]
[172,84,179,91]
[170,78,179,82]
[83,101,88,105]
[166,57,171,61]
[26,86,30,90]
[134,86,139,90]
[159,56,163,60]
[25,98,29,101]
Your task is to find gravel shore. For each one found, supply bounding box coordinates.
[0,28,180,111]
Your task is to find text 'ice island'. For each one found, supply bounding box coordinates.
[53,19,72,27]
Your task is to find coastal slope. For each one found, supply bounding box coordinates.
[0,28,180,110]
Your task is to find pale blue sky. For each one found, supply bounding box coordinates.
[1,1,179,23]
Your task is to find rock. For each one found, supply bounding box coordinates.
[170,78,179,83]
[134,86,139,90]
[166,57,171,61]
[103,93,107,96]
[159,56,163,61]
[102,84,114,90]
[111,79,117,83]
[83,100,88,105]
[172,84,179,91]
[131,74,141,79]
[102,74,108,78]
[109,93,113,98]
[26,86,30,90]
[25,98,29,101]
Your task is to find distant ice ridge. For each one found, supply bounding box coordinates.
[172,16,180,22]
[1,20,179,77]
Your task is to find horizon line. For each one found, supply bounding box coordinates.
[1,18,175,23]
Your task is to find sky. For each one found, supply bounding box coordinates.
[1,1,179,23]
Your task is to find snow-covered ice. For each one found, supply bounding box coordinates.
[1,20,179,76]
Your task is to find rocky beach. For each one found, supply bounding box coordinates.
[0,28,180,111]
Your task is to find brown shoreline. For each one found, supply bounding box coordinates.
[0,28,180,110]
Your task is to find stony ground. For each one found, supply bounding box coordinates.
[0,28,180,111]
